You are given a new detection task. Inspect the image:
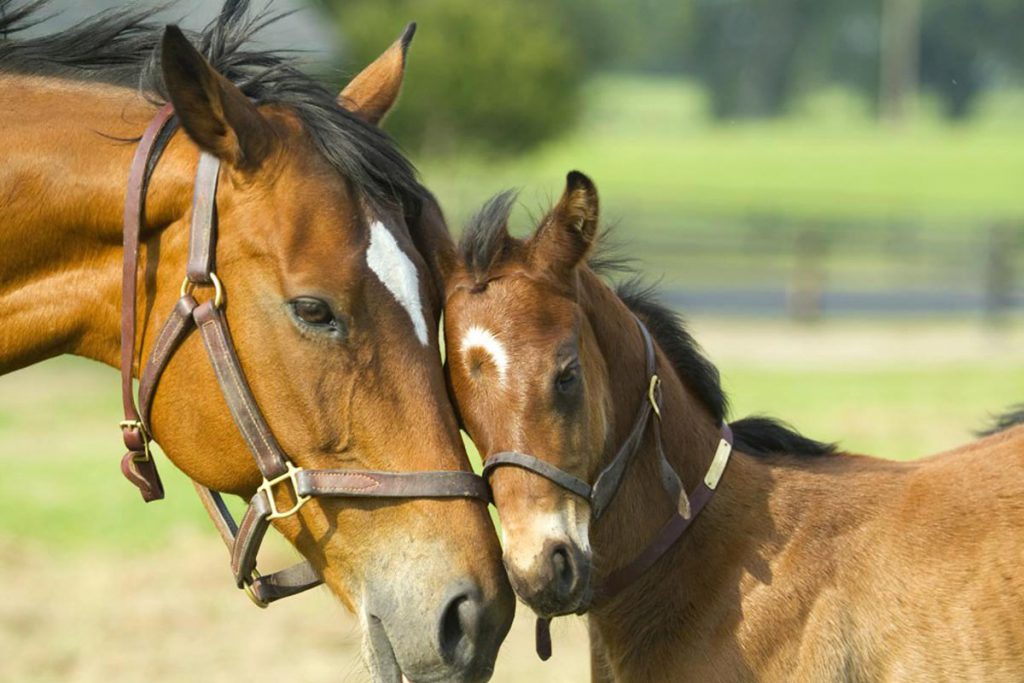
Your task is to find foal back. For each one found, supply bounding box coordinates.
[727,425,1024,682]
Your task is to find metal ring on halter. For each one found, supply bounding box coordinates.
[180,271,224,309]
[243,569,268,609]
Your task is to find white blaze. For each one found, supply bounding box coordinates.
[366,220,429,346]
[462,325,509,384]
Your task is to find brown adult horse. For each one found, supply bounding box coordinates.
[442,172,1024,681]
[0,2,512,681]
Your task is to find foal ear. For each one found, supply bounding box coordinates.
[530,171,600,276]
[339,22,416,125]
[160,25,275,170]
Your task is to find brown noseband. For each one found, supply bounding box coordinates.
[118,104,488,606]
[480,315,734,659]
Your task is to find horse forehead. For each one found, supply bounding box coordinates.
[365,220,429,346]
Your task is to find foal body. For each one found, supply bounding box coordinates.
[584,279,1024,681]
[442,173,1024,682]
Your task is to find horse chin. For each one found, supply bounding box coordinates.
[364,615,403,683]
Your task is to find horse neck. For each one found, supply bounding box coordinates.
[579,270,722,564]
[0,75,195,374]
[578,270,776,677]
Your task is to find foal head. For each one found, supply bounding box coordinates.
[443,173,613,617]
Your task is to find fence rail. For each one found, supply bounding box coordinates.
[623,219,1024,321]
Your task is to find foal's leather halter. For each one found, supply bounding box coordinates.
[119,104,489,606]
[481,315,734,659]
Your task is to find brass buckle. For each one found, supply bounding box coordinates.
[180,271,225,309]
[258,462,311,520]
[119,419,152,462]
[243,569,269,609]
[647,375,662,419]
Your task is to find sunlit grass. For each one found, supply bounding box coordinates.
[724,363,1024,460]
[416,75,1024,234]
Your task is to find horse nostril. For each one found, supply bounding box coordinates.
[438,589,482,665]
[550,543,579,598]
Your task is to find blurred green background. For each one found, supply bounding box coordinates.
[330,0,1024,321]
[3,0,1024,681]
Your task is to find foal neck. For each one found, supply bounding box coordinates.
[578,270,767,677]
[0,76,196,373]
[579,270,722,563]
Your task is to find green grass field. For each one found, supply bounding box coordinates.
[418,76,1024,237]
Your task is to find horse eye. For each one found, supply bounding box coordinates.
[555,361,580,393]
[290,297,337,327]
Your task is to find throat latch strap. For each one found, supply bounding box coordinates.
[593,421,733,606]
[119,102,176,502]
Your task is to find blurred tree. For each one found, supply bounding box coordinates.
[879,0,921,124]
[920,0,1024,119]
[687,0,853,119]
[684,0,1024,121]
[327,0,582,156]
[557,0,694,73]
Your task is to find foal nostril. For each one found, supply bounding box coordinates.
[438,588,482,665]
[550,543,580,599]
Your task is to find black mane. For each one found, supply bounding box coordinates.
[0,0,424,212]
[459,190,835,459]
[979,404,1024,437]
[615,279,834,458]
[616,279,727,423]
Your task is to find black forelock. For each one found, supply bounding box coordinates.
[459,189,518,280]
[0,0,425,213]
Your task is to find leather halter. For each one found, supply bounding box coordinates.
[480,315,734,659]
[119,104,489,606]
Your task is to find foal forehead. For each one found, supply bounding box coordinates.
[365,220,429,346]
[453,276,576,338]
[450,280,577,378]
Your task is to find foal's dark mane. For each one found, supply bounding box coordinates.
[459,193,835,459]
[0,0,424,213]
[979,405,1024,437]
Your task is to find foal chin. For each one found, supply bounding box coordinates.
[493,476,594,618]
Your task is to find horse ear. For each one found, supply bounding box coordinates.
[160,25,275,170]
[339,22,416,125]
[530,171,600,277]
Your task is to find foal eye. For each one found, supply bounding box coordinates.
[555,361,580,394]
[289,297,341,331]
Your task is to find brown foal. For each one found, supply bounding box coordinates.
[442,171,1024,681]
[0,3,512,681]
